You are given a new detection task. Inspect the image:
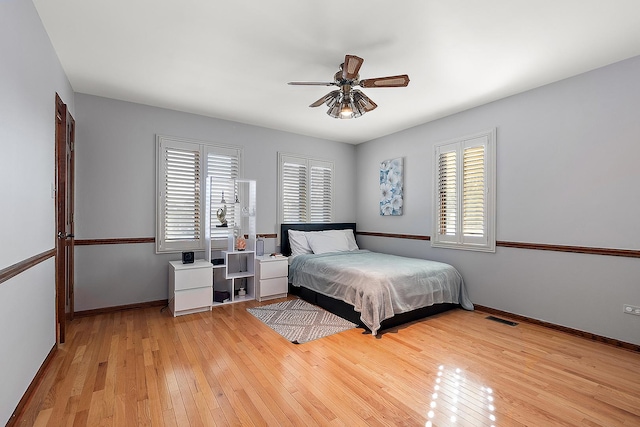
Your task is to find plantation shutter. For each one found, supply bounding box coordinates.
[309,161,333,222]
[207,148,240,241]
[157,136,243,253]
[437,150,457,237]
[278,153,333,225]
[159,141,202,251]
[282,159,308,222]
[463,145,485,237]
[432,129,495,252]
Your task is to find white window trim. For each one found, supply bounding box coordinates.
[431,128,496,252]
[156,135,243,253]
[277,152,334,226]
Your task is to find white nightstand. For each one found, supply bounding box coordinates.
[254,255,288,301]
[168,260,213,316]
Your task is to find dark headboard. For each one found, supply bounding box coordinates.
[280,223,357,256]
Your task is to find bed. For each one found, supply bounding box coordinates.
[282,223,474,335]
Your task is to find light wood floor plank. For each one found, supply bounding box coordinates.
[12,298,640,426]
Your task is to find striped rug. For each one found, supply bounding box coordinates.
[247,298,357,344]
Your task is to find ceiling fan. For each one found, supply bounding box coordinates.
[288,54,410,119]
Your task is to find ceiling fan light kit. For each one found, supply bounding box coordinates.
[288,54,409,119]
[324,89,377,119]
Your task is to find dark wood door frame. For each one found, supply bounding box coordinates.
[67,111,75,320]
[66,112,76,320]
[55,93,75,344]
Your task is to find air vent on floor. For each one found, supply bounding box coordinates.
[485,315,518,327]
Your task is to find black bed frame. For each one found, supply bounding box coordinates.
[281,223,456,333]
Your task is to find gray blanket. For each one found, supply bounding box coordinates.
[289,250,473,335]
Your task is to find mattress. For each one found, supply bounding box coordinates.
[289,250,473,335]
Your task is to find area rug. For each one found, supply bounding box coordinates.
[247,299,358,344]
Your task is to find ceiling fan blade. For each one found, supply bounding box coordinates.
[288,81,336,86]
[360,74,410,88]
[309,90,340,108]
[342,55,364,80]
[353,90,378,112]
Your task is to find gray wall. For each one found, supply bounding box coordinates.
[355,55,640,345]
[0,1,75,424]
[73,94,357,310]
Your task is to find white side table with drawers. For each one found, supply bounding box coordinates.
[168,260,213,316]
[254,255,288,302]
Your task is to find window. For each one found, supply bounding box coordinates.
[278,153,333,224]
[432,129,496,252]
[156,135,242,253]
[206,148,240,243]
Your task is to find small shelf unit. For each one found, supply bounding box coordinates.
[205,179,257,306]
[211,250,255,305]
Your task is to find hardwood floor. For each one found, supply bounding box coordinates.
[13,298,640,426]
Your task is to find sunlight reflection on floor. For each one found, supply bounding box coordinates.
[425,365,496,427]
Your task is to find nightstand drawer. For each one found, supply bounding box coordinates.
[174,287,213,312]
[174,267,212,291]
[259,260,288,279]
[259,277,288,297]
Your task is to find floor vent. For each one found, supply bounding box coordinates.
[486,315,518,327]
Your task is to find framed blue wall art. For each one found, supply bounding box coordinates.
[379,157,403,216]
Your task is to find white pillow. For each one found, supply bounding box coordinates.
[288,229,313,258]
[337,229,359,251]
[306,231,350,254]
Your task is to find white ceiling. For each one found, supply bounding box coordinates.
[34,0,640,145]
